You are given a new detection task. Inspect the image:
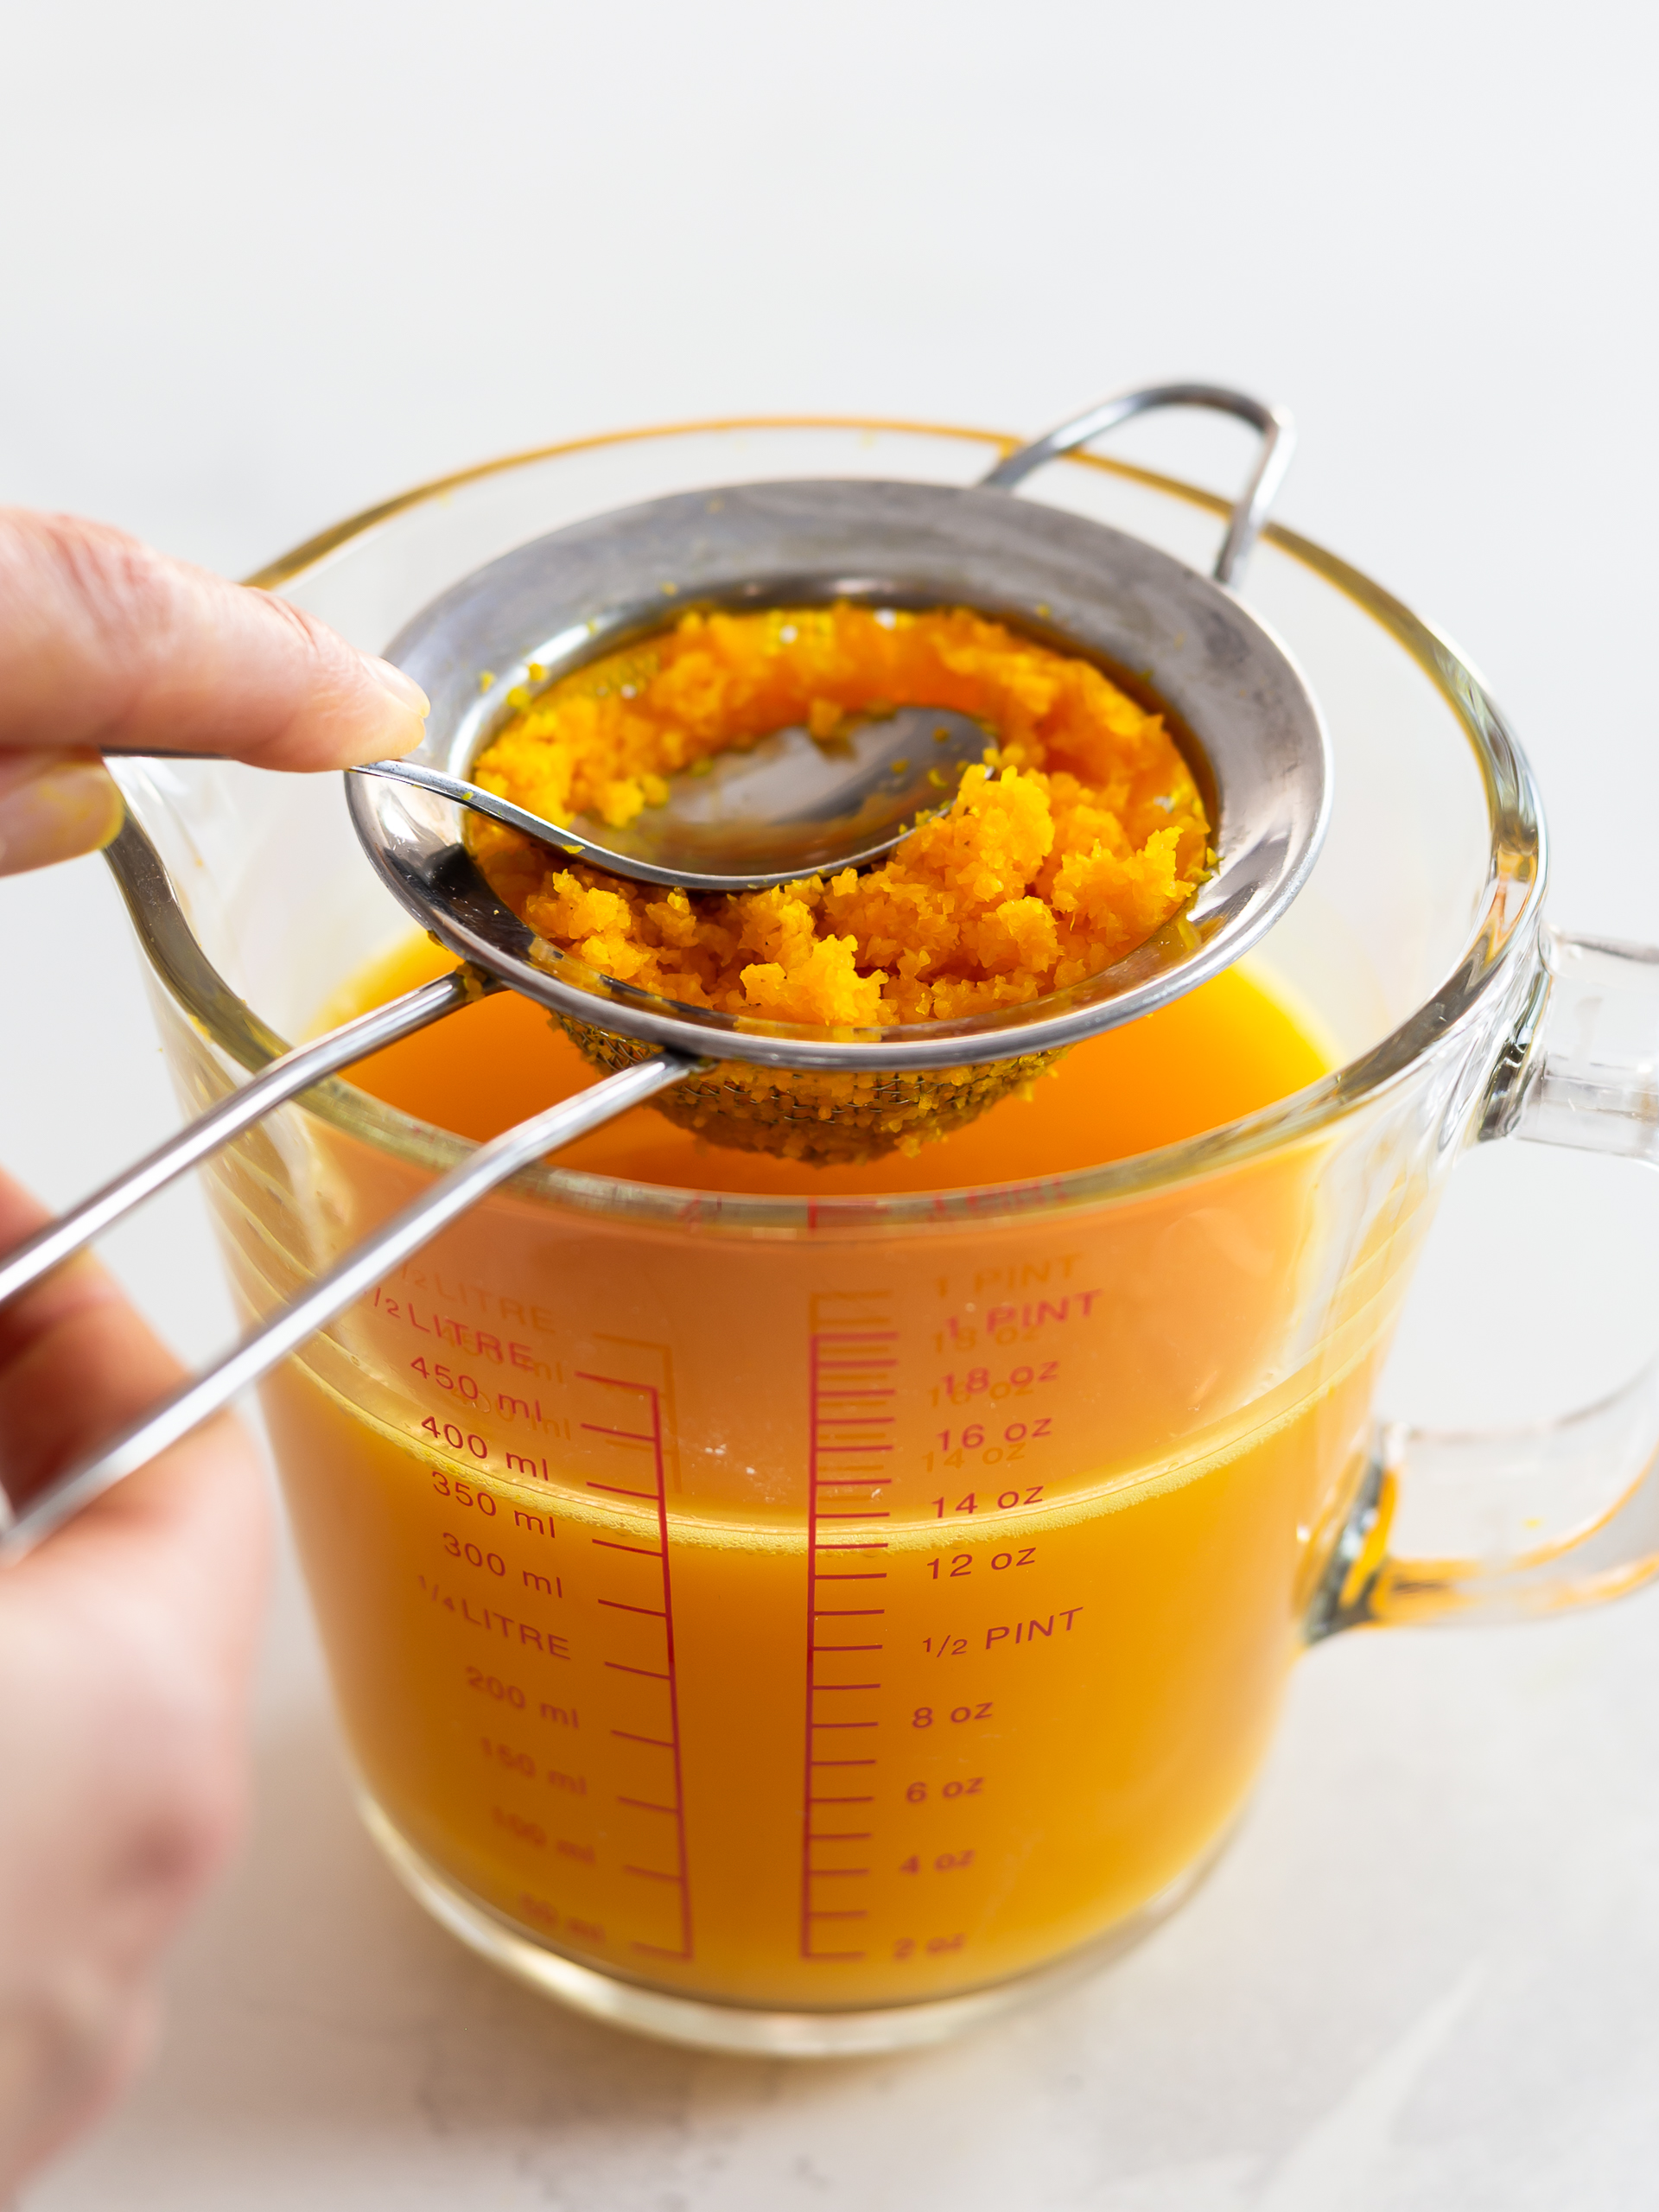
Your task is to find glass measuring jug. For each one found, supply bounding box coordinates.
[108,418,1659,2056]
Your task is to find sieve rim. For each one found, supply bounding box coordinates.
[347,476,1332,1072]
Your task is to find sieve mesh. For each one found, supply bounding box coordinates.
[557,1015,1067,1164]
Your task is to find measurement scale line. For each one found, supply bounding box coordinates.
[803,1310,897,1960]
[810,1758,877,1767]
[639,1376,694,1961]
[618,1797,677,1814]
[809,1830,874,1840]
[810,1795,876,1803]
[812,1606,885,1617]
[606,1662,671,1679]
[584,1371,693,1961]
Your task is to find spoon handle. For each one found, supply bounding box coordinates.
[0,1052,697,1559]
[349,758,822,895]
[0,972,474,1313]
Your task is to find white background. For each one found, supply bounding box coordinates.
[6,2,1659,2203]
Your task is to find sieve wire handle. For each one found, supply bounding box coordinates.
[0,1052,698,1560]
[981,384,1295,588]
[0,970,480,1313]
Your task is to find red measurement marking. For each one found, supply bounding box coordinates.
[799,1313,898,1962]
[576,1370,693,1963]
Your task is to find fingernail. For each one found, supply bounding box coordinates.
[0,758,125,876]
[367,658,430,718]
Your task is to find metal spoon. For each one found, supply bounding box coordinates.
[350,704,996,893]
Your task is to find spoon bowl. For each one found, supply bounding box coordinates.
[352,703,998,892]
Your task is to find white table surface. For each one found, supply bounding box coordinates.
[6,2,1659,2202]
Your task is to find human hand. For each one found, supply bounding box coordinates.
[0,1171,268,2190]
[0,510,428,2190]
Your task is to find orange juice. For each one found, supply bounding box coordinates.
[248,941,1404,2012]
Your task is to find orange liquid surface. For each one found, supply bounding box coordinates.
[253,939,1395,2012]
[316,932,1330,1192]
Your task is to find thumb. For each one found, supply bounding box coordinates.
[0,510,429,874]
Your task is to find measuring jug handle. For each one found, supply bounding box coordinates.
[1313,926,1659,1634]
[980,383,1296,588]
[0,969,476,1313]
[0,1052,697,1561]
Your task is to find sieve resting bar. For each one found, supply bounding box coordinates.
[0,970,479,1313]
[0,1051,697,1559]
[982,382,1295,589]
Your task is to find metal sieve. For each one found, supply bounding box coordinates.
[0,383,1329,1554]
